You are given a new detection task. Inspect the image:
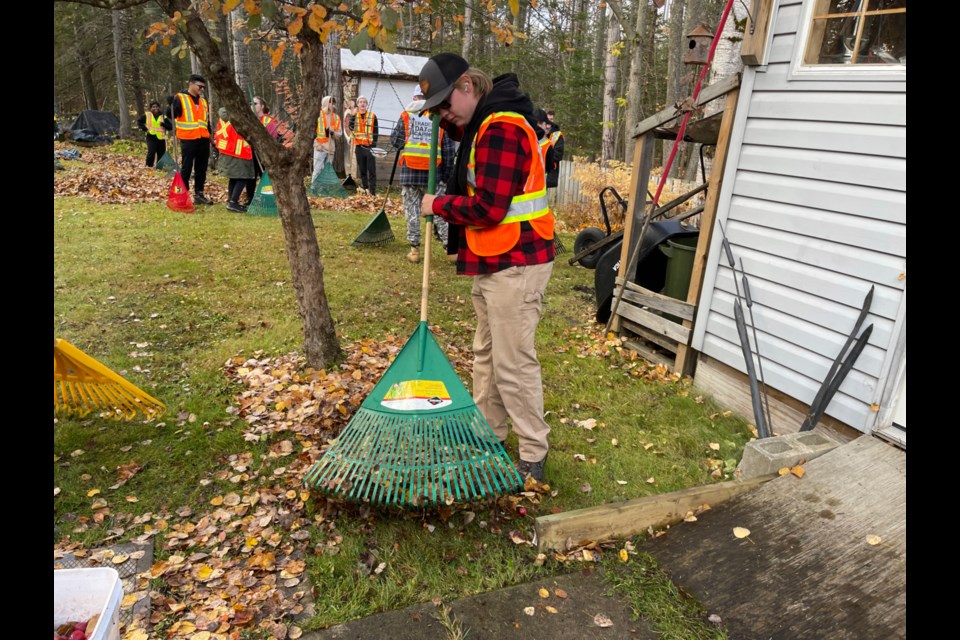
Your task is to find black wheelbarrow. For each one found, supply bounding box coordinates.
[569,186,630,269]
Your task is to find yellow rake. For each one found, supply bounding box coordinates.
[54,338,166,421]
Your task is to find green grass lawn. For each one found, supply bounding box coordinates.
[54,147,745,639]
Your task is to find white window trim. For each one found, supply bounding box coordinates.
[789,0,906,82]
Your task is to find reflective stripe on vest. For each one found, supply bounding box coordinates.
[550,130,563,145]
[261,115,273,127]
[175,93,210,140]
[539,137,553,163]
[315,111,341,144]
[399,111,441,170]
[464,112,553,256]
[353,111,375,145]
[214,120,252,160]
[146,113,165,139]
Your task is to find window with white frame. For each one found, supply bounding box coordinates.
[803,0,906,66]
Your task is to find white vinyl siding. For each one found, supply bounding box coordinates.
[693,0,906,434]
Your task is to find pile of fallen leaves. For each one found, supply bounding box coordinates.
[53,141,404,216]
[52,144,213,205]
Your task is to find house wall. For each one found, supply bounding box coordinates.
[691,0,906,434]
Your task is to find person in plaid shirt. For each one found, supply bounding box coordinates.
[390,85,456,263]
[418,53,556,482]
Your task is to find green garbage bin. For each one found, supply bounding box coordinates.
[659,236,699,322]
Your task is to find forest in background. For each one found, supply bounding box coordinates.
[53,0,745,170]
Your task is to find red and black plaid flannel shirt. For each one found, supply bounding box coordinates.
[431,120,555,276]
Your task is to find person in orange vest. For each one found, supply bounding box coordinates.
[347,96,379,194]
[389,85,455,263]
[342,98,359,183]
[418,53,556,482]
[171,74,213,205]
[245,96,278,206]
[312,95,342,188]
[534,109,557,186]
[137,100,172,168]
[253,96,280,140]
[214,107,255,212]
[545,109,563,189]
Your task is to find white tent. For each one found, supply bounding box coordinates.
[340,50,429,142]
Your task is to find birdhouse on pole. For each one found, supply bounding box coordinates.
[684,25,714,65]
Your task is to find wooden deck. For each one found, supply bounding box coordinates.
[645,435,905,639]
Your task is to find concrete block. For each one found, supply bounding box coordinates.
[737,431,841,479]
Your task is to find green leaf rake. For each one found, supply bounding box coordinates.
[305,116,522,507]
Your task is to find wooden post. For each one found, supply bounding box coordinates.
[612,132,655,334]
[675,88,740,376]
[740,0,775,66]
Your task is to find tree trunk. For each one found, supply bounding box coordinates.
[323,37,345,175]
[122,14,145,121]
[600,6,620,165]
[77,36,98,111]
[271,160,342,367]
[665,0,687,178]
[230,9,250,91]
[215,8,231,78]
[462,0,474,58]
[623,1,650,162]
[709,0,746,90]
[129,56,146,120]
[112,10,131,137]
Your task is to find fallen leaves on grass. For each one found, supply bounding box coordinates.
[55,336,552,638]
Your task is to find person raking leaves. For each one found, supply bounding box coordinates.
[417,53,557,482]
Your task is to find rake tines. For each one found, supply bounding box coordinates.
[351,210,395,247]
[305,408,520,507]
[54,338,166,421]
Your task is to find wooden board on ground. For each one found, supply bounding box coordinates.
[535,475,774,552]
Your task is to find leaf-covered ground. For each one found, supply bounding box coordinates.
[55,318,710,639]
[53,142,401,216]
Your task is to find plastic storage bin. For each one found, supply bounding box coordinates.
[54,567,123,640]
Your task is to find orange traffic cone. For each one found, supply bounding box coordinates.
[167,172,195,213]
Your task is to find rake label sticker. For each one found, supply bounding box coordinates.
[381,380,452,411]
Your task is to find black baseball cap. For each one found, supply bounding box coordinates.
[418,53,470,111]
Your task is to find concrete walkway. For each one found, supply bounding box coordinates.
[304,435,906,640]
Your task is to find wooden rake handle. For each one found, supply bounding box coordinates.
[420,114,441,323]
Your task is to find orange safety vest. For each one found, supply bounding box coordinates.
[353,111,376,146]
[538,136,553,168]
[398,111,442,170]
[214,120,252,160]
[315,111,341,144]
[145,113,165,140]
[175,93,210,140]
[464,112,553,257]
[260,115,273,127]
